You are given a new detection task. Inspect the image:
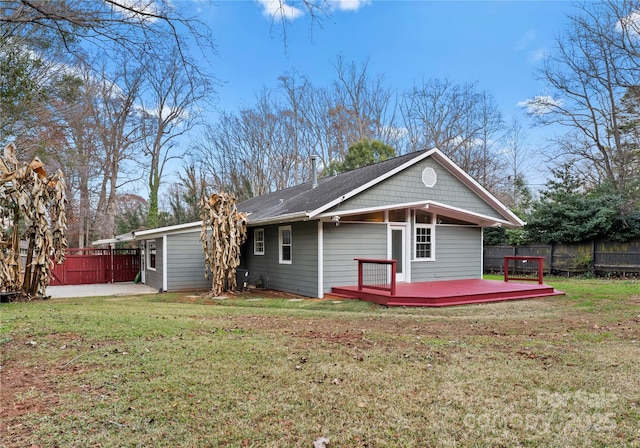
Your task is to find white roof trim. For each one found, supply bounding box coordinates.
[92,232,135,246]
[92,238,118,246]
[308,148,523,227]
[316,200,517,228]
[315,200,436,218]
[423,201,515,227]
[429,150,525,226]
[133,221,203,238]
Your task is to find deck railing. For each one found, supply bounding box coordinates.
[355,258,397,296]
[503,256,545,284]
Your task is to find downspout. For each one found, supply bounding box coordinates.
[318,220,324,298]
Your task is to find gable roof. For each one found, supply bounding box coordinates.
[92,148,523,247]
[237,148,524,228]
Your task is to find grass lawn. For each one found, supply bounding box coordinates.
[1,278,639,447]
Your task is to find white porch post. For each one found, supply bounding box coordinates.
[317,220,324,298]
[162,234,168,292]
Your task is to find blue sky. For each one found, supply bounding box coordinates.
[200,1,573,120]
[169,0,580,189]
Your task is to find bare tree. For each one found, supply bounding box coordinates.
[279,70,315,184]
[48,65,100,248]
[400,78,505,188]
[522,0,640,195]
[496,116,535,211]
[332,56,375,144]
[192,112,251,200]
[331,55,398,156]
[91,55,146,241]
[0,0,214,71]
[474,91,505,190]
[139,47,212,228]
[166,165,208,225]
[193,59,508,204]
[400,79,482,155]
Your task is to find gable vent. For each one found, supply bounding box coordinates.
[422,167,437,188]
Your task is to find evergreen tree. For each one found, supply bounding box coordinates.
[526,165,640,243]
[325,138,396,174]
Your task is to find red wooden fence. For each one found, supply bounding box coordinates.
[50,248,140,286]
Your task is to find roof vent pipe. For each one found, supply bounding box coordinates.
[311,154,318,188]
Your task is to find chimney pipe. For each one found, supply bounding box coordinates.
[311,154,318,188]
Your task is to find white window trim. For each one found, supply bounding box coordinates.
[254,228,265,256]
[279,225,292,264]
[147,240,157,271]
[413,212,435,262]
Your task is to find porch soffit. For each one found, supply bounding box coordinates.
[316,200,516,228]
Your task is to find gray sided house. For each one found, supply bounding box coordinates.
[102,148,522,296]
[237,148,523,298]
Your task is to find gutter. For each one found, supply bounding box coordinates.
[244,211,312,227]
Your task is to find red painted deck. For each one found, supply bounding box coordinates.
[331,279,564,307]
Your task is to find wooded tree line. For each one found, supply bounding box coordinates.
[1,0,214,247]
[190,61,516,205]
[491,0,640,245]
[1,0,639,248]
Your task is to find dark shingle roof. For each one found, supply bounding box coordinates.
[237,150,429,222]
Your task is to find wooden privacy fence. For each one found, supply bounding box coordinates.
[49,248,140,286]
[484,239,640,276]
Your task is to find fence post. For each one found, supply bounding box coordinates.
[537,257,544,284]
[390,260,397,296]
[503,257,509,282]
[109,246,114,284]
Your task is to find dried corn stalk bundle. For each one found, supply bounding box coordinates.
[0,143,67,300]
[199,192,247,297]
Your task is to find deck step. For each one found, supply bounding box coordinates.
[331,280,564,307]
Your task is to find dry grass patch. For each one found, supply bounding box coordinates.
[1,279,639,447]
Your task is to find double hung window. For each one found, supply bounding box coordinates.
[279,226,292,264]
[254,228,265,255]
[414,211,434,261]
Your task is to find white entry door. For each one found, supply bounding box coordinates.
[390,225,407,282]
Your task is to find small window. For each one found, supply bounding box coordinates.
[341,211,385,222]
[422,167,437,187]
[279,226,292,264]
[415,227,432,259]
[414,211,435,261]
[389,209,407,222]
[148,241,157,270]
[254,228,265,255]
[415,210,433,224]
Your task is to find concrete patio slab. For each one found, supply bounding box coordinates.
[47,282,159,299]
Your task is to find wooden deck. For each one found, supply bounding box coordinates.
[331,279,564,307]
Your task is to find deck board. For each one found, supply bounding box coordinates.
[331,279,564,307]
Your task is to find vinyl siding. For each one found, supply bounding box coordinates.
[411,225,482,280]
[245,221,318,297]
[329,158,503,220]
[323,222,387,293]
[166,231,211,291]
